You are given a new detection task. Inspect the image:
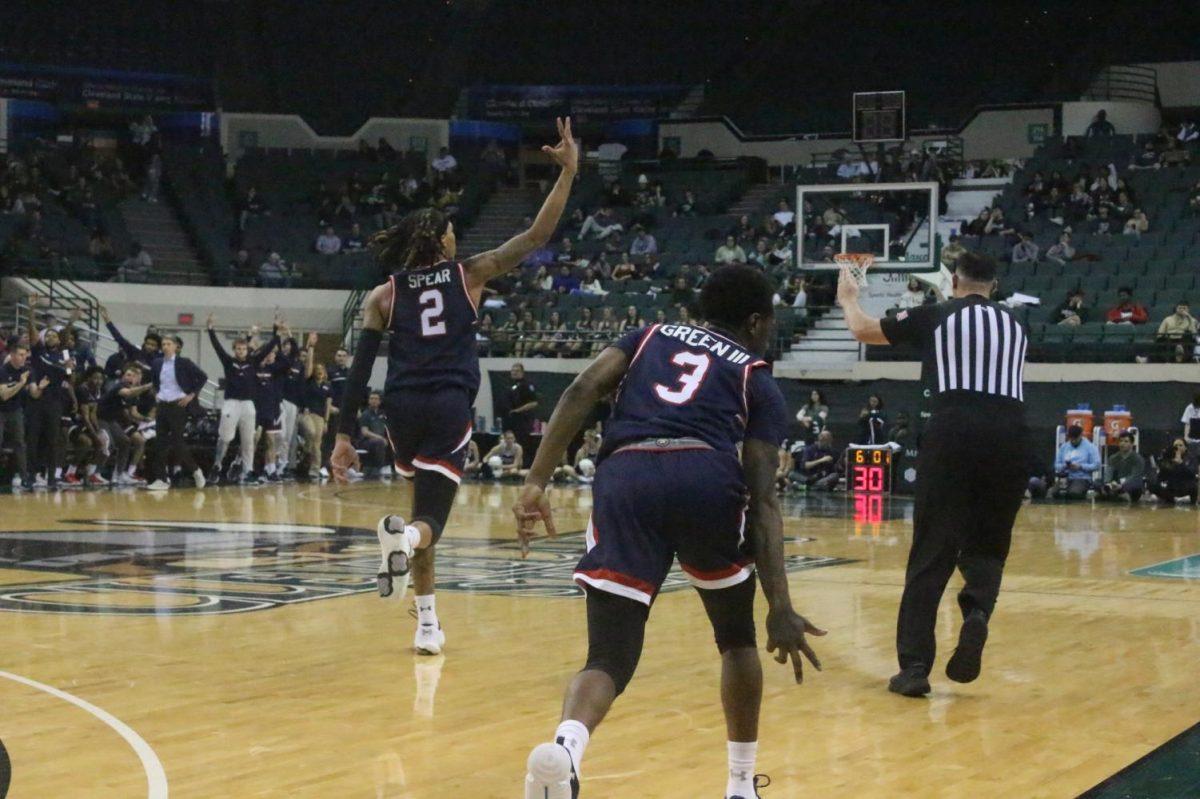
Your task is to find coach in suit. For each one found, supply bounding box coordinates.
[838,252,1030,697]
[145,335,208,490]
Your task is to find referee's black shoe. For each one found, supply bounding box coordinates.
[946,609,989,683]
[887,666,931,697]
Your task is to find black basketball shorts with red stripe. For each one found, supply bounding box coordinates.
[383,388,475,485]
[574,447,755,606]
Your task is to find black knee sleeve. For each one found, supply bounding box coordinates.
[583,587,649,696]
[412,469,459,543]
[698,572,757,653]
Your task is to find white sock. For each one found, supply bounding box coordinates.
[726,741,757,798]
[404,524,423,552]
[265,462,276,476]
[415,594,437,626]
[85,464,96,476]
[554,720,589,777]
[127,465,138,477]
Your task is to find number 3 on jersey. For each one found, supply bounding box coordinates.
[654,351,712,405]
[419,289,446,337]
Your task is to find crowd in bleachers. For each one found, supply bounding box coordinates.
[0,131,148,280]
[871,121,1200,364]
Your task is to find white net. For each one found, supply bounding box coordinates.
[834,252,875,287]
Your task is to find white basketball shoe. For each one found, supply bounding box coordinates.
[413,622,445,655]
[524,742,579,799]
[375,515,413,601]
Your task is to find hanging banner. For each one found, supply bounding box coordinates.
[0,63,213,111]
[466,84,686,123]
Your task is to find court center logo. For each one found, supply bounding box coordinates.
[0,521,853,615]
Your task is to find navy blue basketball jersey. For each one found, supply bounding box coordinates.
[384,261,480,396]
[603,323,789,457]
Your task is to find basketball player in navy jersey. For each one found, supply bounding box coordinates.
[515,265,825,799]
[330,118,578,655]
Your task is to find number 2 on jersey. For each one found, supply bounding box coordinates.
[419,289,446,337]
[654,351,712,405]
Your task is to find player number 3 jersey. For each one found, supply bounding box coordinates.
[604,323,788,457]
[384,260,481,396]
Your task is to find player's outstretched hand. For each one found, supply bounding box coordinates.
[512,483,558,559]
[542,117,579,176]
[329,434,360,485]
[835,264,859,306]
[766,606,826,685]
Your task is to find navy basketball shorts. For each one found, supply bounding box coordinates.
[383,389,474,484]
[257,410,283,433]
[574,448,754,606]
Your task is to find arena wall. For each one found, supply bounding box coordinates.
[220,113,449,161]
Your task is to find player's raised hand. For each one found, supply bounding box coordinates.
[542,117,578,176]
[329,434,360,484]
[836,264,859,306]
[766,606,826,685]
[512,483,558,558]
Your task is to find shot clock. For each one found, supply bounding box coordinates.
[846,445,893,494]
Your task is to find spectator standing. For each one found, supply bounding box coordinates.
[1053,425,1100,499]
[857,393,887,445]
[795,389,829,444]
[502,363,538,466]
[1105,288,1148,325]
[1086,110,1116,137]
[0,345,32,488]
[1180,393,1200,455]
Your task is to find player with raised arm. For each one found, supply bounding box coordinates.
[330,118,578,655]
[514,265,826,799]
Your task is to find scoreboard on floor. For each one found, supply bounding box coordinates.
[846,445,893,494]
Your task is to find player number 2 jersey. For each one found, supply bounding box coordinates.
[603,323,788,457]
[384,260,481,396]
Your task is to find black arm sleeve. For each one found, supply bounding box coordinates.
[208,328,232,370]
[107,322,140,359]
[252,335,280,365]
[336,329,383,437]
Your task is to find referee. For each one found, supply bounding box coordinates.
[838,252,1029,697]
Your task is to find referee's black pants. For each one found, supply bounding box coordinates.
[897,404,1028,675]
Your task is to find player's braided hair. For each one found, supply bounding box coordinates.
[369,207,450,272]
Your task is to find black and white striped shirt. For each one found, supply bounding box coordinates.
[880,296,1027,405]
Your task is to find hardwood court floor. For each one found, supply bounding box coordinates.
[0,481,1198,798]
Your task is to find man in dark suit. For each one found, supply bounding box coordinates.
[145,335,208,491]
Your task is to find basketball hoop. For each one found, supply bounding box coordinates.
[834,252,875,287]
